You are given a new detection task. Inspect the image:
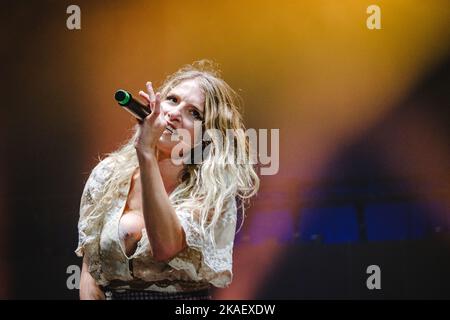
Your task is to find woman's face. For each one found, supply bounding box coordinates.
[156,79,206,156]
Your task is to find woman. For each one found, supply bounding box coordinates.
[76,61,259,300]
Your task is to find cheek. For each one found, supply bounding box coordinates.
[160,102,170,114]
[181,125,202,146]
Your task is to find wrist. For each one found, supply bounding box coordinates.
[135,147,157,163]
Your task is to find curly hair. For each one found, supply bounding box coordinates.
[88,60,259,247]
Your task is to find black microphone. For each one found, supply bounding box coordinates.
[115,89,176,134]
[115,89,151,121]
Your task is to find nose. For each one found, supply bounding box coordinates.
[166,106,182,123]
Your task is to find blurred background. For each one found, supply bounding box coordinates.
[1,0,449,299]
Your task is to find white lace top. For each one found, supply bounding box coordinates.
[75,157,237,292]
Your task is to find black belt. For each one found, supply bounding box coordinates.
[103,279,211,291]
[103,287,212,300]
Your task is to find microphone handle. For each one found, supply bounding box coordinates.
[115,89,151,121]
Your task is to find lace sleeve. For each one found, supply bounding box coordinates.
[167,199,238,288]
[75,157,114,257]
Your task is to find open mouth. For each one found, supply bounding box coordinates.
[164,127,180,140]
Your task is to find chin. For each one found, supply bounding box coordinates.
[156,137,177,154]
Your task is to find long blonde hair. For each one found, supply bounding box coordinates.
[93,60,259,246]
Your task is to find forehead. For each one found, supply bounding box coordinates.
[169,79,205,111]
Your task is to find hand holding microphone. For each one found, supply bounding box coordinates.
[115,82,197,161]
[115,84,175,135]
[116,82,169,155]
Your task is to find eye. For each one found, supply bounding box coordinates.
[167,95,177,103]
[190,109,203,120]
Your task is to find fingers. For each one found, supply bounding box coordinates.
[154,92,161,115]
[138,90,151,105]
[146,81,156,103]
[140,82,163,124]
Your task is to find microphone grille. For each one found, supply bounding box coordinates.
[115,89,130,105]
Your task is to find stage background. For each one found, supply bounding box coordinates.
[1,0,449,299]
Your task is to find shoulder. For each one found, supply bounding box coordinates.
[83,156,116,194]
[90,156,116,181]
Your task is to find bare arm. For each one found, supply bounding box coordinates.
[79,255,105,300]
[134,82,187,262]
[137,152,187,262]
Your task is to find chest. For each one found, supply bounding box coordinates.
[118,170,146,257]
[124,169,143,211]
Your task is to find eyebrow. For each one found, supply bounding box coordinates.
[168,92,204,114]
